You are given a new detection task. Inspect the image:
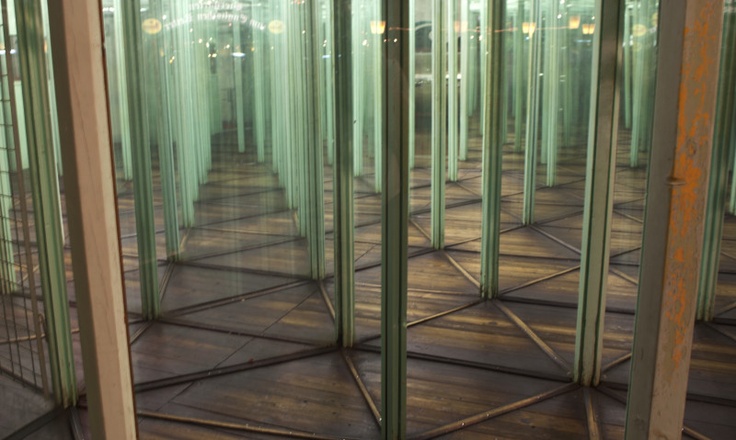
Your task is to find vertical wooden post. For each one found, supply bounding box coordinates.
[47,0,138,436]
[625,1,723,437]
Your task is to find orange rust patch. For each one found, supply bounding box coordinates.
[673,248,685,263]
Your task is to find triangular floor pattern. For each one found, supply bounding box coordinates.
[43,137,736,438]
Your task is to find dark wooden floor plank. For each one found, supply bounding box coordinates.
[457,172,524,198]
[324,279,479,341]
[261,291,335,344]
[136,383,193,412]
[684,399,736,439]
[499,227,581,259]
[354,251,480,295]
[130,323,249,383]
[217,338,315,368]
[404,302,569,377]
[590,388,626,440]
[436,388,589,440]
[613,199,644,221]
[200,210,300,237]
[196,239,311,277]
[602,322,736,406]
[164,352,379,439]
[22,413,73,440]
[325,240,384,275]
[160,265,296,312]
[120,231,169,259]
[180,227,298,261]
[9,129,736,439]
[118,205,166,237]
[537,215,642,259]
[503,302,633,369]
[409,183,482,214]
[175,283,333,345]
[349,350,569,437]
[505,192,585,224]
[448,251,578,293]
[414,203,520,250]
[325,221,430,248]
[138,418,263,439]
[503,270,581,306]
[687,324,736,401]
[0,374,55,437]
[197,176,281,201]
[718,252,736,274]
[101,264,169,315]
[504,268,638,312]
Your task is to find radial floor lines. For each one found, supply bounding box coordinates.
[4,131,736,439]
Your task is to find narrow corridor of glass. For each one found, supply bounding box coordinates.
[2,0,736,438]
[90,0,736,437]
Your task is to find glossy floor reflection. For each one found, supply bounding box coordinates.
[5,132,736,438]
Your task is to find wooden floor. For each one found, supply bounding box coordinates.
[4,130,736,439]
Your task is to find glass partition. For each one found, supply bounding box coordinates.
[6,0,736,437]
[596,0,657,394]
[100,1,378,436]
[27,0,736,437]
[0,0,77,430]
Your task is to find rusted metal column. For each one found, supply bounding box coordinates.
[625,1,724,438]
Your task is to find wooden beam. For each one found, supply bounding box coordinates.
[47,0,137,437]
[625,1,723,438]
